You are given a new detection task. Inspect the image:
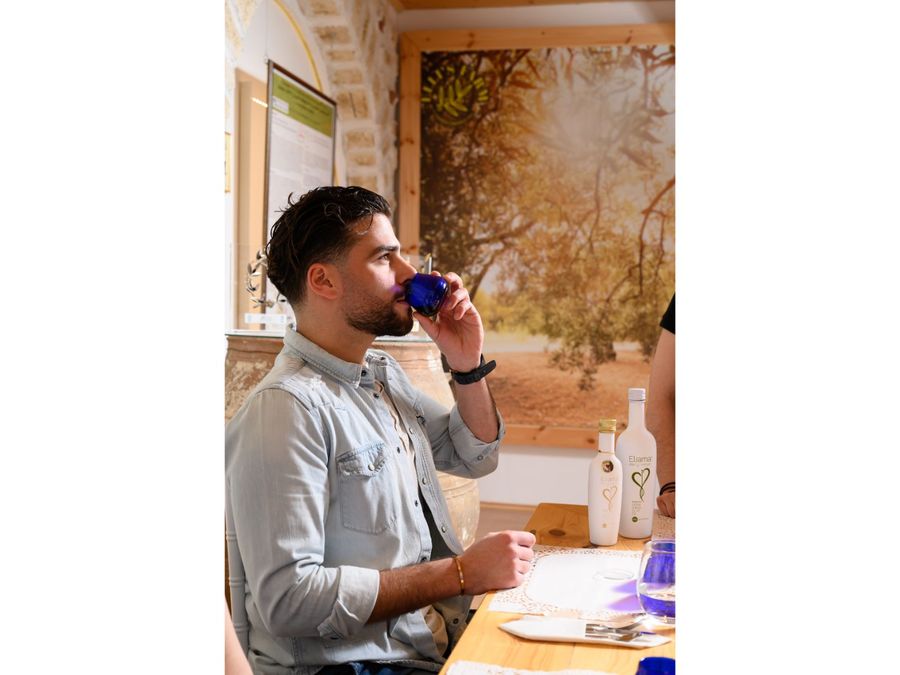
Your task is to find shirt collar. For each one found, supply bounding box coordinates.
[283,329,380,388]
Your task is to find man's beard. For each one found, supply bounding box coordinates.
[344,292,414,336]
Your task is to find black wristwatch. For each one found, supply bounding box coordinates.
[450,355,497,385]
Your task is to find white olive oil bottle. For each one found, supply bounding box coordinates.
[588,419,623,545]
[616,388,658,539]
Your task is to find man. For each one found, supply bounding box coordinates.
[647,294,675,518]
[225,186,535,675]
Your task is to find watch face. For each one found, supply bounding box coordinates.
[422,63,489,127]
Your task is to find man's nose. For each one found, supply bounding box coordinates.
[396,255,418,284]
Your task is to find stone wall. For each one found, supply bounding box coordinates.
[225,0,400,209]
[297,0,399,208]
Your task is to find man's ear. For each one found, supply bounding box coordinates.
[306,262,341,300]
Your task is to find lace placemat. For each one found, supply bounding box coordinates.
[488,545,642,621]
[448,661,616,675]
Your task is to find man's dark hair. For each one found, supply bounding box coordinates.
[265,186,392,305]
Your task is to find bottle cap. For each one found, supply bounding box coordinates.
[597,419,616,433]
[628,387,646,401]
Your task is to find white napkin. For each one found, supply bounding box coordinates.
[447,661,616,675]
[499,616,671,649]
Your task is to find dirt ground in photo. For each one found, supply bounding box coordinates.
[485,349,651,428]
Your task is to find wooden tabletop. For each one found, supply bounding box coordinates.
[440,503,675,675]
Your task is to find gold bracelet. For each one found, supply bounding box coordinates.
[453,556,465,595]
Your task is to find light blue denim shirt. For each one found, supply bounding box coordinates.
[225,330,504,675]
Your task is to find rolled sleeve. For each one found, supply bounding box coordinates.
[429,403,504,477]
[316,565,380,639]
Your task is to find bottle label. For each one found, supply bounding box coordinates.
[601,485,618,510]
[631,467,651,501]
[627,500,649,522]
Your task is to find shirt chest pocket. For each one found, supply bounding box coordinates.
[336,441,398,534]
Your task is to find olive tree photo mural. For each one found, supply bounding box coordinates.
[401,25,674,446]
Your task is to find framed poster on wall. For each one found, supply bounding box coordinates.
[399,24,675,448]
[261,60,337,323]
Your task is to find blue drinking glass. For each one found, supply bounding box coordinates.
[637,539,675,625]
[404,273,449,317]
[635,656,675,674]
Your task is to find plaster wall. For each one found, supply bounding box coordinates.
[478,445,595,507]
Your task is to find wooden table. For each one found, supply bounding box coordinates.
[440,503,675,675]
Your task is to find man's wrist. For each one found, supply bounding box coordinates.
[449,355,497,385]
[452,556,466,595]
[446,357,481,372]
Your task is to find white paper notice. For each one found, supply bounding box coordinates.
[489,545,643,621]
[262,66,336,326]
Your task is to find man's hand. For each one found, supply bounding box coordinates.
[414,271,483,372]
[657,491,675,518]
[457,530,536,595]
[367,530,536,623]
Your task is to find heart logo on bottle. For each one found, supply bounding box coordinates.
[631,468,651,500]
[602,486,617,509]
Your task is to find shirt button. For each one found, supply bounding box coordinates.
[477,454,483,461]
[421,477,427,485]
[368,463,375,471]
[414,499,419,507]
[452,618,460,625]
[374,393,380,398]
[361,370,367,376]
[441,525,447,533]
[396,447,401,454]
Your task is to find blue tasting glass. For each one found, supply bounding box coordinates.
[404,273,449,317]
[635,656,675,674]
[638,539,675,623]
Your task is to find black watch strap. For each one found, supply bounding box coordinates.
[450,355,497,385]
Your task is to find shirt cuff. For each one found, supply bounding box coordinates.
[448,405,505,462]
[316,565,381,640]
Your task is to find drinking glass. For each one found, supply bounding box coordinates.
[404,273,449,317]
[637,539,675,625]
[635,656,675,674]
